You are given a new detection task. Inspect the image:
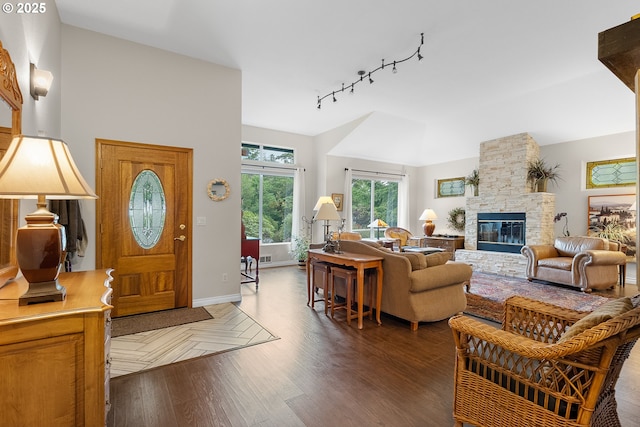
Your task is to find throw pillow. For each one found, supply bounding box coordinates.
[558,297,633,343]
[424,252,452,267]
[399,252,427,270]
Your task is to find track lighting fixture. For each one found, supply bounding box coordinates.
[316,32,424,109]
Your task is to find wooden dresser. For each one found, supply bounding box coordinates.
[0,269,113,427]
[422,236,465,254]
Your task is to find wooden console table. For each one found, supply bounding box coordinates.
[306,249,383,329]
[0,269,113,426]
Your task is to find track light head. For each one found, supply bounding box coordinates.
[368,73,374,84]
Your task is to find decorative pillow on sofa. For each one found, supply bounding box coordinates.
[424,252,452,267]
[558,297,633,343]
[399,252,427,270]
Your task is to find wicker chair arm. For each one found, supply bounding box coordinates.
[449,314,557,358]
[503,296,585,342]
[450,308,640,359]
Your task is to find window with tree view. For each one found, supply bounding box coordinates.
[351,178,398,238]
[241,143,295,243]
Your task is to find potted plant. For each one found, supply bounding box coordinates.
[527,158,560,192]
[465,169,479,196]
[290,235,310,267]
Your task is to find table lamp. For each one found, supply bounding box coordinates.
[0,135,97,305]
[368,218,388,239]
[419,208,438,236]
[315,200,340,244]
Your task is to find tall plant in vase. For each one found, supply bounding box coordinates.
[527,158,561,192]
[465,169,480,196]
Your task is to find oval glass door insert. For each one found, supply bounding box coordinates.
[129,169,166,249]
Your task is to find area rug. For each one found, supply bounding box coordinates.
[111,306,213,337]
[465,272,612,323]
[109,303,279,377]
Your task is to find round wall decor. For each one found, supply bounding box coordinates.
[447,207,466,232]
[207,178,230,201]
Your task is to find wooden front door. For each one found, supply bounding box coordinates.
[96,139,192,317]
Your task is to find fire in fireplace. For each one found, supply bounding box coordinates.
[477,213,526,253]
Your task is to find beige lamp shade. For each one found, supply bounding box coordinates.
[0,135,97,305]
[367,218,389,228]
[315,202,341,221]
[419,209,438,221]
[313,196,336,211]
[0,135,97,199]
[419,208,438,236]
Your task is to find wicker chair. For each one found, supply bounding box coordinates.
[449,295,640,427]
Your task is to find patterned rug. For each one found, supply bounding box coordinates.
[465,272,612,323]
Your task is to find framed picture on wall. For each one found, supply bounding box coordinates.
[331,193,343,211]
[587,194,636,258]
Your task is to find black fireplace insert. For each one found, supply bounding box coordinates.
[477,212,526,253]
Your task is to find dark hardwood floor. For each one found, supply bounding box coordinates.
[107,267,640,427]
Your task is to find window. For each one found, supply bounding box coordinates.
[242,143,293,164]
[437,177,465,197]
[351,178,398,238]
[586,157,636,189]
[241,143,296,243]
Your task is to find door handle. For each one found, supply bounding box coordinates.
[174,235,186,241]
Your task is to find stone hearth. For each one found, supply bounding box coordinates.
[455,133,555,277]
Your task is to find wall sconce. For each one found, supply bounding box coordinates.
[30,63,53,100]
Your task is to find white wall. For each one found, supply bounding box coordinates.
[540,131,636,237]
[418,157,479,236]
[61,26,242,304]
[0,0,62,226]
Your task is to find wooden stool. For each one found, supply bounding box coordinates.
[309,260,331,309]
[330,267,376,325]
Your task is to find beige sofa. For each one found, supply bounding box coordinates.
[521,236,626,291]
[337,240,472,330]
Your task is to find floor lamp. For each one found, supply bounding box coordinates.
[0,135,97,305]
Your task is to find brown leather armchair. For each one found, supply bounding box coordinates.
[521,236,626,291]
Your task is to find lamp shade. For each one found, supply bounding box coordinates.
[315,202,341,221]
[0,135,97,199]
[367,219,389,228]
[419,209,438,221]
[0,135,96,305]
[313,196,335,211]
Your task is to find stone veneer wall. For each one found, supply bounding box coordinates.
[455,133,555,278]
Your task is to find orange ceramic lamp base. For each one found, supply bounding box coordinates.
[423,220,435,237]
[16,206,66,305]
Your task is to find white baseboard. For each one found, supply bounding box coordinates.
[193,293,241,307]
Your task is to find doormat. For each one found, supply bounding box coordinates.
[111,306,213,337]
[464,272,613,323]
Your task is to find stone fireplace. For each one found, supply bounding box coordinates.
[455,133,555,277]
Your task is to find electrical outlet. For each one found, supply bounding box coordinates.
[222,273,228,282]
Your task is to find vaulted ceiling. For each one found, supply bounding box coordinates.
[55,0,638,166]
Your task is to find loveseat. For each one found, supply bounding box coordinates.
[337,240,472,330]
[521,236,626,291]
